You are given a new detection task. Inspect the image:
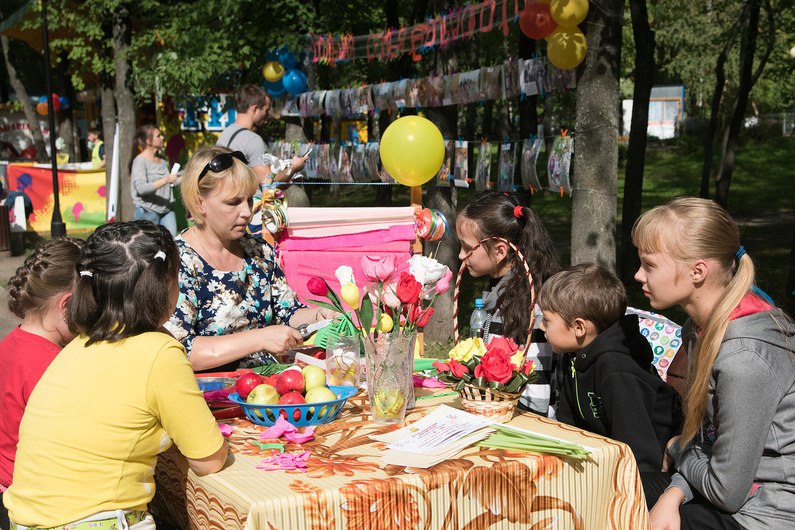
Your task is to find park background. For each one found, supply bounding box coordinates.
[1,0,794,349]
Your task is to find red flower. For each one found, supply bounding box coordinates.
[432,360,450,373]
[522,359,535,376]
[395,272,422,305]
[485,336,519,360]
[307,277,329,297]
[474,349,515,384]
[448,358,469,378]
[416,307,433,328]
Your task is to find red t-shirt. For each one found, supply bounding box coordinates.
[0,327,61,488]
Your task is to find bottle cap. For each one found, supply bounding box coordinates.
[474,298,484,309]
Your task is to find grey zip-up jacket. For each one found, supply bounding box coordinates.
[668,309,795,529]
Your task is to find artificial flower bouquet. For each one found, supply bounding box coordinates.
[433,336,537,422]
[433,336,537,393]
[305,254,452,423]
[305,254,453,345]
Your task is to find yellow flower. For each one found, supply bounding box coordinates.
[509,348,524,369]
[340,283,360,309]
[447,337,486,363]
[378,313,394,333]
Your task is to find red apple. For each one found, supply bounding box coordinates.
[235,372,263,400]
[278,391,306,421]
[275,369,304,396]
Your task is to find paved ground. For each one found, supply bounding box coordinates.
[0,250,27,337]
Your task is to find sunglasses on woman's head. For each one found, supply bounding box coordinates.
[197,151,248,182]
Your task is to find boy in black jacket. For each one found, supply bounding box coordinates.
[538,263,681,472]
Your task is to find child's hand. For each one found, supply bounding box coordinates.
[650,488,684,530]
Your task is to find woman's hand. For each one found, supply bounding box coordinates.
[662,436,680,472]
[259,325,303,354]
[650,488,684,530]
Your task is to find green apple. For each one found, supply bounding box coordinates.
[304,386,338,418]
[246,384,279,405]
[302,365,327,391]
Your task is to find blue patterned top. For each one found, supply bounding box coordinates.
[165,233,305,372]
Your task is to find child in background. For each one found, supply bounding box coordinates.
[537,263,681,476]
[634,198,795,529]
[0,238,84,529]
[456,191,561,416]
[4,221,228,529]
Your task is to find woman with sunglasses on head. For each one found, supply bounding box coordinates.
[165,146,335,373]
[131,124,180,236]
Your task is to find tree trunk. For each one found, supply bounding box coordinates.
[112,4,136,221]
[423,103,458,344]
[715,0,761,207]
[1,33,49,162]
[786,223,795,317]
[570,0,624,270]
[699,12,742,199]
[619,0,655,281]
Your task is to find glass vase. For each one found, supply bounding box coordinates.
[325,335,360,387]
[366,331,416,424]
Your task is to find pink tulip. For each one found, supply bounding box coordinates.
[361,255,396,282]
[436,270,453,294]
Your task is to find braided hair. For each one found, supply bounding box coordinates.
[458,191,560,342]
[7,237,85,319]
[67,221,179,345]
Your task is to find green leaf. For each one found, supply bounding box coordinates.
[306,298,343,313]
[359,295,374,333]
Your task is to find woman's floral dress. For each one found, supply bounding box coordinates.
[165,233,305,372]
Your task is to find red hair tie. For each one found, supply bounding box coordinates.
[513,205,524,219]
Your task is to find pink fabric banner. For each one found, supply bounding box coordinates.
[278,207,417,304]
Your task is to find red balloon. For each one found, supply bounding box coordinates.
[51,93,61,111]
[519,3,558,40]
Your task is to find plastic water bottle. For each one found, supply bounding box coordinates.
[469,298,487,339]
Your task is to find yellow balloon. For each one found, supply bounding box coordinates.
[262,61,285,83]
[549,0,589,27]
[379,116,445,187]
[547,26,587,70]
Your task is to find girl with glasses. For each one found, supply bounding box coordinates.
[165,146,335,372]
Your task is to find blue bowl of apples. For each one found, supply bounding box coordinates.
[228,366,359,427]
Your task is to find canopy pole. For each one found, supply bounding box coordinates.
[41,0,65,237]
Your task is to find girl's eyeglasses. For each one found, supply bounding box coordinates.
[197,151,248,182]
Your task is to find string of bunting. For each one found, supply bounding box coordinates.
[309,0,523,64]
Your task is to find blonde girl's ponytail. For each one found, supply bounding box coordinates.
[632,197,754,446]
[681,253,754,444]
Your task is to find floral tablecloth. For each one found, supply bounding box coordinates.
[151,390,650,530]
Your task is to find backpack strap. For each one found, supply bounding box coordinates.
[225,127,246,148]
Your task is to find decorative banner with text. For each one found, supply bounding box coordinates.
[310,0,522,63]
[6,164,107,232]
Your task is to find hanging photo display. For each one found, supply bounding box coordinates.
[436,140,455,186]
[520,137,544,193]
[497,142,516,192]
[475,140,492,191]
[454,141,469,184]
[547,133,574,195]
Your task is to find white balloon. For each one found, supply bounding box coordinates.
[790,46,795,59]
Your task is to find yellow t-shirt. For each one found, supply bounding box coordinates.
[4,332,224,527]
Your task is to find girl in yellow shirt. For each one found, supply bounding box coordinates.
[4,221,229,529]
